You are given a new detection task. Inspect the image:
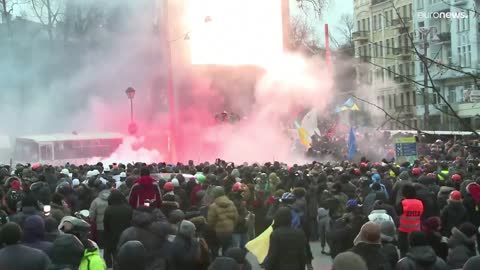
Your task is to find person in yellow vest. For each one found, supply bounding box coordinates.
[437,164,449,183]
[397,184,424,258]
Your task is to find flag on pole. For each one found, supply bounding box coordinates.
[347,127,357,160]
[294,121,311,148]
[335,98,360,113]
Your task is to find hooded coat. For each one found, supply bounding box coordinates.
[22,215,53,256]
[117,209,170,270]
[103,201,133,252]
[463,256,480,270]
[169,221,201,270]
[49,234,85,270]
[264,208,307,270]
[437,186,455,211]
[207,195,239,234]
[89,189,111,231]
[440,200,467,237]
[395,246,448,270]
[117,241,146,270]
[128,176,162,209]
[446,227,477,269]
[350,243,392,270]
[0,244,51,270]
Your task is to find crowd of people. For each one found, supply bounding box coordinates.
[0,137,480,270]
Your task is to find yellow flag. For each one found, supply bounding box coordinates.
[245,225,274,264]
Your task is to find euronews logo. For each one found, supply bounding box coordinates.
[417,11,468,19]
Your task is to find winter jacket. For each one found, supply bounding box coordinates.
[395,246,448,270]
[10,206,43,228]
[30,181,52,205]
[368,209,394,224]
[437,186,455,211]
[23,215,53,257]
[362,190,377,215]
[440,200,467,237]
[382,241,399,270]
[128,176,162,209]
[373,201,399,226]
[229,192,248,234]
[0,244,51,270]
[104,203,133,251]
[414,183,439,221]
[350,243,392,270]
[425,231,448,261]
[446,227,477,269]
[207,195,239,234]
[79,248,106,270]
[169,235,201,270]
[117,210,170,270]
[264,226,307,270]
[463,256,480,270]
[89,190,111,231]
[50,202,71,224]
[326,216,355,258]
[317,208,329,248]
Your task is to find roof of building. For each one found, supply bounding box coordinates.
[17,132,124,143]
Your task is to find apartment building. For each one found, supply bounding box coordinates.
[413,0,480,130]
[353,0,417,130]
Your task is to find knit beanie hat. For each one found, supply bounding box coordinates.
[212,186,225,199]
[459,222,477,238]
[178,220,196,238]
[409,231,428,247]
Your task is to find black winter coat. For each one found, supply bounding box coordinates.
[264,226,307,270]
[117,210,170,270]
[446,227,477,269]
[350,243,392,270]
[440,200,467,237]
[104,204,133,251]
[395,246,448,270]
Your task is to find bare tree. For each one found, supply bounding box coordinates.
[296,0,329,19]
[30,0,62,42]
[289,15,321,54]
[336,13,354,49]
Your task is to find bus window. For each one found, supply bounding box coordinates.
[40,145,53,161]
[15,140,39,162]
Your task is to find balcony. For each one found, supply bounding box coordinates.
[356,55,372,62]
[391,18,411,28]
[396,105,415,117]
[352,31,369,42]
[393,48,412,60]
[394,75,414,88]
[372,0,388,5]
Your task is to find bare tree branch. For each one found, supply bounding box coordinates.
[336,13,354,48]
[296,0,329,19]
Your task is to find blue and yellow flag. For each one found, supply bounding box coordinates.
[347,127,357,160]
[294,121,311,148]
[335,98,360,113]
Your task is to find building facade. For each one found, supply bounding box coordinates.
[353,0,417,130]
[413,0,480,130]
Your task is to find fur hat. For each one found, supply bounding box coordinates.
[353,221,381,246]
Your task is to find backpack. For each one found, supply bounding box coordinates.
[291,208,303,229]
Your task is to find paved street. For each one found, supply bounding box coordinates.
[248,241,332,270]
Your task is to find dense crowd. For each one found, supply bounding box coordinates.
[0,138,480,270]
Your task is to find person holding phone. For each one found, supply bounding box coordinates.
[128,168,162,209]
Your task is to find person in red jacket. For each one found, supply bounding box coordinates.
[128,168,162,209]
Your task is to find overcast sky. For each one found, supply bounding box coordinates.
[290,0,354,47]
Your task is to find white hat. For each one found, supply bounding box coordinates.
[171,178,180,187]
[61,168,72,178]
[92,170,100,176]
[99,177,107,185]
[86,171,94,178]
[120,172,127,178]
[104,166,110,172]
[72,179,80,187]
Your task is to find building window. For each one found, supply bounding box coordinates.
[406,92,410,105]
[404,35,409,51]
[462,46,466,67]
[375,43,378,56]
[379,41,383,56]
[399,63,403,76]
[389,95,392,109]
[418,0,424,9]
[449,87,456,103]
[390,10,393,25]
[357,20,361,31]
[382,96,385,108]
[368,44,372,56]
[362,19,366,32]
[403,5,407,19]
[384,11,388,28]
[406,62,410,76]
[457,47,462,65]
[401,93,405,106]
[467,45,471,67]
[386,39,390,54]
[367,18,370,31]
[413,91,417,106]
[391,38,394,50]
[387,66,392,78]
[411,62,414,76]
[394,94,397,107]
[409,3,412,18]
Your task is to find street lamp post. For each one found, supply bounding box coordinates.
[125,87,137,135]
